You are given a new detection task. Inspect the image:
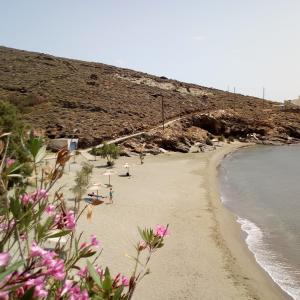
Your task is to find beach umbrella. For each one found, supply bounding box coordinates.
[88,183,102,197]
[102,170,116,186]
[123,163,130,176]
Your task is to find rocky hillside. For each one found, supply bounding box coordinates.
[0,46,300,148]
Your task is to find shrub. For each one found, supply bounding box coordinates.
[0,100,32,177]
[91,143,120,166]
[0,133,168,299]
[218,135,225,142]
[228,136,235,143]
[205,137,213,146]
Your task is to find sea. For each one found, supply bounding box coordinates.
[219,144,300,299]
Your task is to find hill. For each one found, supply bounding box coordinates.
[0,46,300,149]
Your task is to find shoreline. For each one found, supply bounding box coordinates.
[208,142,290,300]
[59,142,290,299]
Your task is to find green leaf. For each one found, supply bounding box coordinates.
[7,163,24,175]
[20,286,35,300]
[102,267,112,291]
[46,230,71,239]
[34,145,46,163]
[7,174,23,178]
[87,260,102,288]
[0,260,23,282]
[27,137,44,159]
[113,286,124,300]
[81,250,96,258]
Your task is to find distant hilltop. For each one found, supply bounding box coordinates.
[291,96,300,106]
[0,45,300,148]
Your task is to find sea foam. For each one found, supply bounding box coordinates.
[237,217,300,300]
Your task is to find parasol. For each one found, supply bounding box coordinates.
[102,170,116,186]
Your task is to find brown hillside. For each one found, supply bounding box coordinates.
[0,46,299,148]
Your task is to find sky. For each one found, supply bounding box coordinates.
[1,0,300,101]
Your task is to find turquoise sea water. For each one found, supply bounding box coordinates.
[219,145,300,299]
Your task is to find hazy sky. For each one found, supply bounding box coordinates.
[1,0,299,101]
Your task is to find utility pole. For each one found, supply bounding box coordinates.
[233,87,236,110]
[161,95,165,131]
[262,87,265,109]
[153,93,165,131]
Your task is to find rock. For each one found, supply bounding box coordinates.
[158,148,168,153]
[47,138,68,151]
[120,149,138,157]
[145,148,161,155]
[90,73,98,80]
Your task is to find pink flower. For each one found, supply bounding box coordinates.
[121,275,129,286]
[79,242,87,249]
[77,266,88,278]
[0,252,11,267]
[155,225,170,237]
[45,204,55,216]
[42,252,65,280]
[25,276,48,298]
[64,210,75,230]
[30,241,47,257]
[0,290,9,300]
[91,235,100,248]
[60,280,73,297]
[33,189,48,201]
[21,193,31,205]
[95,265,103,277]
[61,282,88,300]
[6,158,15,167]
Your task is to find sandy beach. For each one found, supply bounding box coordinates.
[55,143,288,299]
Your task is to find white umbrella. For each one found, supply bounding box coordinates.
[88,183,103,197]
[103,170,116,186]
[123,163,130,176]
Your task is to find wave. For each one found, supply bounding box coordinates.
[237,217,300,300]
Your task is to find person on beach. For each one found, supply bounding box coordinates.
[109,187,113,204]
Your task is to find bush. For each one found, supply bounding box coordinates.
[228,136,235,143]
[218,135,225,142]
[90,143,120,166]
[0,100,32,177]
[0,134,169,299]
[205,137,213,146]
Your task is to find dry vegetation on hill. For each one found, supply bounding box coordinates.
[0,46,300,149]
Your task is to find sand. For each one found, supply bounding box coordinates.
[54,143,289,299]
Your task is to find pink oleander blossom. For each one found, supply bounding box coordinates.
[77,266,88,278]
[64,210,75,230]
[6,158,15,167]
[79,242,87,249]
[155,225,170,237]
[32,189,48,201]
[0,291,9,300]
[90,235,100,248]
[25,276,48,298]
[61,282,88,300]
[21,189,48,205]
[121,275,129,287]
[45,204,55,216]
[0,252,11,267]
[21,193,31,205]
[30,241,47,257]
[42,252,65,281]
